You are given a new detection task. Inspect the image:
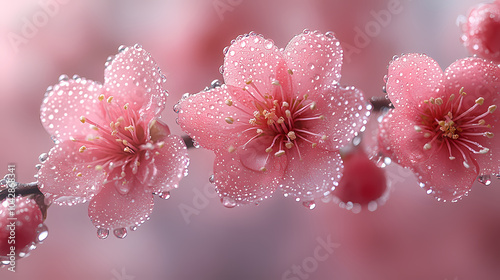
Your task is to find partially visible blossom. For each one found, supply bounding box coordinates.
[379,53,500,201]
[38,45,189,238]
[0,196,47,262]
[177,31,369,207]
[333,145,388,210]
[461,1,500,63]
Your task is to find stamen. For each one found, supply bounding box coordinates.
[80,116,86,123]
[107,96,114,103]
[98,94,105,101]
[79,146,87,153]
[274,150,285,157]
[225,99,233,106]
[288,69,293,75]
[225,117,234,124]
[287,131,297,140]
[228,146,236,153]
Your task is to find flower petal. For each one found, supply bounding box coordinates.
[40,78,103,141]
[147,135,189,194]
[280,145,343,202]
[284,30,343,99]
[386,53,443,108]
[104,45,167,118]
[213,150,287,205]
[88,181,154,229]
[178,85,254,151]
[223,34,286,93]
[38,140,106,205]
[309,85,369,151]
[412,147,478,201]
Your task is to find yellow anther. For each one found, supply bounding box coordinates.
[76,172,83,177]
[485,132,494,138]
[107,96,114,103]
[429,98,435,104]
[488,105,497,113]
[274,150,286,157]
[79,116,86,123]
[124,147,132,153]
[91,125,98,131]
[310,102,317,110]
[312,143,318,148]
[265,147,273,153]
[459,87,466,96]
[272,80,280,86]
[475,97,485,105]
[225,117,234,124]
[277,117,285,124]
[98,94,105,101]
[95,165,103,171]
[228,146,236,153]
[424,143,432,150]
[72,167,77,172]
[321,135,327,141]
[288,131,297,140]
[478,119,486,125]
[245,80,253,85]
[121,172,126,177]
[282,102,289,107]
[435,98,443,105]
[304,94,309,99]
[122,140,129,146]
[319,115,325,120]
[225,99,233,106]
[136,162,141,166]
[414,125,422,132]
[285,142,294,149]
[287,69,293,75]
[157,141,165,148]
[449,94,455,101]
[260,167,267,172]
[79,146,87,153]
[256,129,263,134]
[438,120,445,127]
[125,125,134,132]
[249,118,257,125]
[285,110,291,118]
[124,103,129,109]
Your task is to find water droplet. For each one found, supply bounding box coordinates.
[222,197,237,208]
[192,140,200,148]
[159,191,171,199]
[209,174,215,183]
[130,226,138,231]
[223,46,229,55]
[35,164,42,170]
[219,65,224,74]
[58,74,69,82]
[36,224,49,243]
[325,31,335,38]
[97,228,109,239]
[118,45,127,53]
[133,43,142,50]
[211,79,222,88]
[113,228,127,239]
[264,40,274,50]
[303,200,316,210]
[302,28,310,34]
[478,174,492,186]
[72,74,81,80]
[173,103,181,113]
[38,153,49,163]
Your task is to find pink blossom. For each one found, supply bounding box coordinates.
[38,45,189,238]
[461,1,500,63]
[379,53,500,201]
[177,31,369,206]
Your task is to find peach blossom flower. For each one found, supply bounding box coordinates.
[379,54,500,201]
[461,1,500,63]
[38,45,189,238]
[177,31,369,207]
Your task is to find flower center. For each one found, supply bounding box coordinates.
[72,94,164,189]
[416,87,496,168]
[223,70,327,171]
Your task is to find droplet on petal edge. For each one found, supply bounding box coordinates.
[302,200,316,210]
[477,174,492,186]
[36,224,49,243]
[159,191,170,200]
[222,197,237,208]
[97,228,109,239]
[113,228,127,239]
[38,153,49,163]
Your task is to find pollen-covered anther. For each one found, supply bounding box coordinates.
[249,118,257,125]
[225,117,234,124]
[122,140,129,146]
[311,143,318,148]
[274,150,286,157]
[479,148,490,154]
[485,132,494,138]
[478,119,486,125]
[95,165,103,171]
[488,105,497,113]
[79,116,86,123]
[256,129,263,134]
[287,69,293,75]
[124,147,132,153]
[285,142,294,149]
[245,80,253,85]
[259,167,267,172]
[435,98,443,105]
[98,94,105,101]
[277,117,285,124]
[282,102,289,108]
[90,125,98,131]
[272,80,280,86]
[125,125,134,132]
[76,172,83,177]
[225,99,233,106]
[228,145,236,153]
[414,125,422,132]
[156,141,165,148]
[321,135,327,141]
[475,97,485,105]
[285,110,291,118]
[106,96,114,103]
[265,147,273,153]
[310,102,317,110]
[423,143,432,150]
[123,103,129,110]
[288,131,297,141]
[79,146,87,153]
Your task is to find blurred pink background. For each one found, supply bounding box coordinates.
[1,0,499,279]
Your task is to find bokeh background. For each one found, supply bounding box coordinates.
[1,0,500,279]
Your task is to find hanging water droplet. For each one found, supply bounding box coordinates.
[159,191,171,200]
[58,74,69,82]
[209,174,215,183]
[118,45,127,53]
[130,226,138,231]
[392,55,399,61]
[478,174,492,186]
[35,164,42,170]
[219,65,225,74]
[211,79,222,88]
[222,197,237,208]
[113,228,127,239]
[38,153,49,163]
[192,140,200,148]
[325,31,335,38]
[134,43,143,50]
[303,200,316,210]
[173,103,181,113]
[36,224,49,243]
[97,228,109,239]
[1,259,10,266]
[222,46,229,55]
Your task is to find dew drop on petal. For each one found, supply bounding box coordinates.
[173,103,181,113]
[302,200,316,210]
[58,74,69,82]
[222,197,237,208]
[118,45,127,53]
[478,174,492,186]
[130,226,138,231]
[113,228,127,239]
[159,191,171,200]
[38,153,49,163]
[36,224,49,243]
[97,228,109,239]
[209,174,215,183]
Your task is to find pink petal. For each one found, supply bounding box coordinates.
[38,140,106,205]
[213,150,287,205]
[88,181,154,229]
[412,147,478,201]
[309,85,369,151]
[178,85,254,151]
[222,34,286,93]
[147,135,189,194]
[104,45,167,118]
[40,78,103,141]
[378,110,431,167]
[280,145,344,202]
[284,30,343,99]
[386,53,443,108]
